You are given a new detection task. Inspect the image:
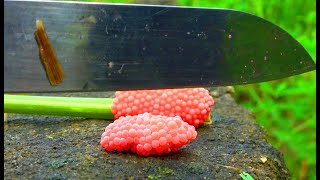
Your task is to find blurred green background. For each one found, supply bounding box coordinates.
[176,1,316,180]
[73,0,316,179]
[175,1,316,180]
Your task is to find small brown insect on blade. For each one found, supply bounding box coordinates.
[35,19,64,86]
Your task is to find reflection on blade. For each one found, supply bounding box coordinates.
[4,0,315,92]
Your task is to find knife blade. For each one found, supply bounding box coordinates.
[4,0,316,93]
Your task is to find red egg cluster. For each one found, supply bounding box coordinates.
[111,88,214,128]
[100,113,197,156]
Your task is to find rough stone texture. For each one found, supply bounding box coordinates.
[4,87,290,179]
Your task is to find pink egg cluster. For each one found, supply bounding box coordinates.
[111,88,214,128]
[100,113,197,156]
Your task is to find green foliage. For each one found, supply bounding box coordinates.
[177,0,316,179]
[234,72,316,179]
[240,172,255,180]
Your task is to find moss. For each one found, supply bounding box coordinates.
[187,162,206,175]
[75,153,98,167]
[47,172,67,180]
[46,131,66,139]
[84,154,97,164]
[147,174,161,179]
[49,159,69,169]
[157,167,175,175]
[147,166,175,179]
[4,122,9,131]
[28,130,37,136]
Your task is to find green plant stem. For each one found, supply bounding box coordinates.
[4,95,114,119]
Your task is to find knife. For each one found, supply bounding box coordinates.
[4,0,316,93]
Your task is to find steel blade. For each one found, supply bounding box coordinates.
[4,0,316,92]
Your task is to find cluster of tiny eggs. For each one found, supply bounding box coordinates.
[100,113,197,156]
[111,88,214,128]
